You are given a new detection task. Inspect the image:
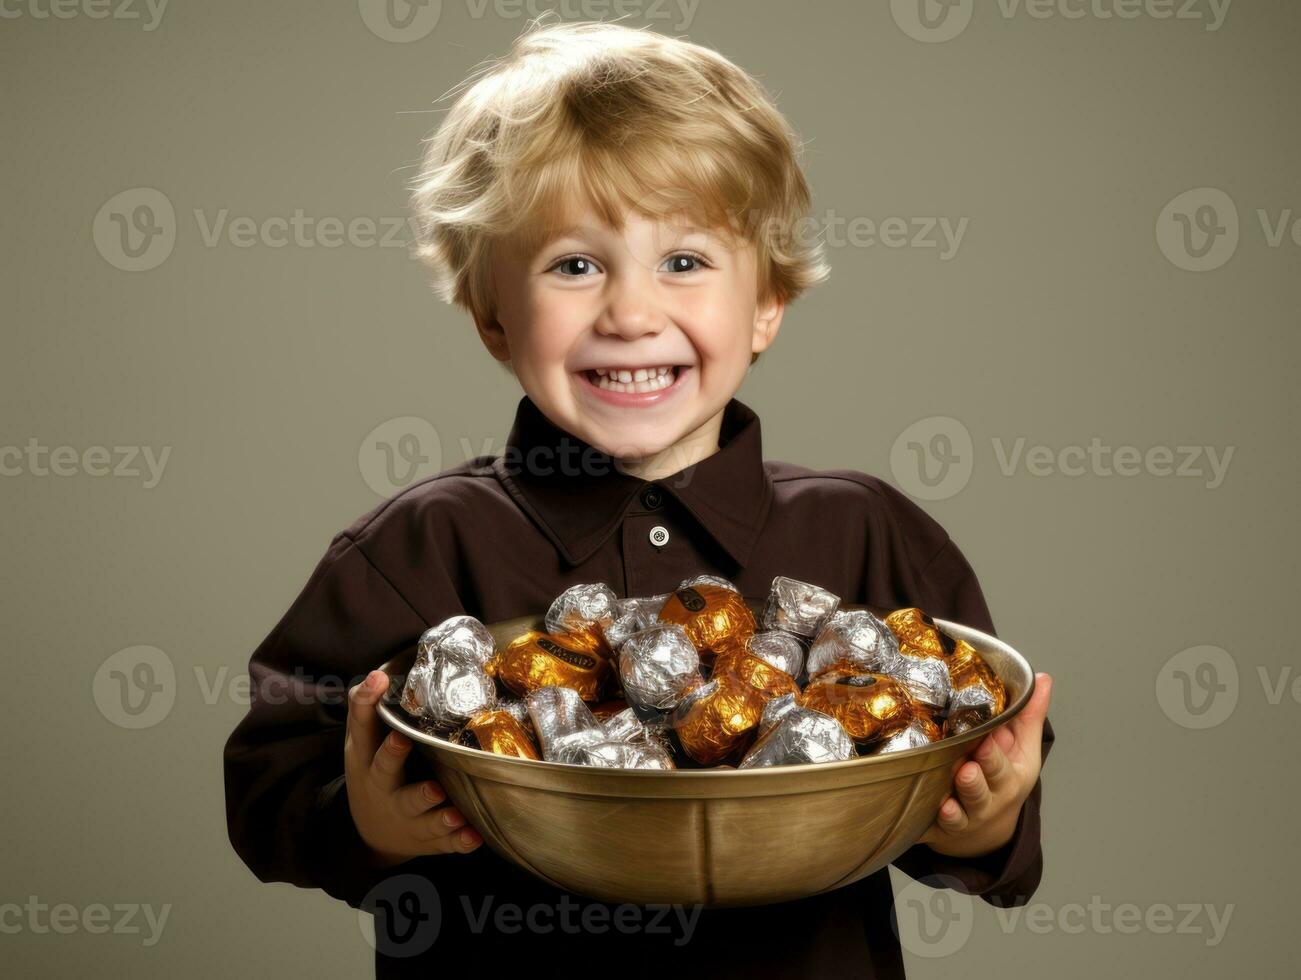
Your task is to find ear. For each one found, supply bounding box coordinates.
[473,312,512,364]
[751,295,785,355]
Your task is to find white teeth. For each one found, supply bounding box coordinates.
[587,365,680,394]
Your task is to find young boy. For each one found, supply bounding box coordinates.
[224,18,1054,978]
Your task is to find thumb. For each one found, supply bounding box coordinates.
[1009,671,1052,764]
[345,669,390,765]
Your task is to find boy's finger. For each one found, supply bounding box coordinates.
[370,730,412,791]
[935,797,968,834]
[954,760,991,813]
[395,780,446,818]
[1009,673,1053,766]
[413,808,481,850]
[344,671,388,769]
[975,735,1012,789]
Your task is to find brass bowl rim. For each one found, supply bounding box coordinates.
[376,604,1034,779]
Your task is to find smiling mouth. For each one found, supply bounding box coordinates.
[580,365,688,394]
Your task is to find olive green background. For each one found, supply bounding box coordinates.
[2,0,1296,975]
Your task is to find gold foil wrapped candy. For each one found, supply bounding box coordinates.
[884,608,956,660]
[944,638,1007,734]
[711,647,799,701]
[464,708,541,760]
[491,630,611,702]
[798,668,915,745]
[657,584,756,664]
[670,677,767,766]
[872,713,942,754]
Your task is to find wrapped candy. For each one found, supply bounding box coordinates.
[798,668,915,745]
[711,647,799,701]
[617,624,703,712]
[526,685,605,762]
[678,574,740,594]
[545,583,620,658]
[417,615,496,670]
[760,576,840,642]
[872,713,942,754]
[743,629,805,680]
[738,704,855,768]
[595,707,676,768]
[670,677,767,766]
[884,607,957,660]
[400,653,496,731]
[809,610,952,713]
[566,739,676,769]
[757,691,799,737]
[463,708,541,760]
[657,584,757,663]
[805,609,900,679]
[491,630,611,702]
[943,639,1007,734]
[603,594,669,654]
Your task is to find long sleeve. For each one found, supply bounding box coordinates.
[889,535,1056,908]
[222,525,464,908]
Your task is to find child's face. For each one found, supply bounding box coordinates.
[479,200,784,468]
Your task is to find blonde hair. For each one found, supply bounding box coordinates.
[407,15,829,366]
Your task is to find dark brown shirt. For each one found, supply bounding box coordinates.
[224,394,1054,978]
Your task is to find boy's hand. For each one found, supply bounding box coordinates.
[344,669,484,867]
[917,672,1053,859]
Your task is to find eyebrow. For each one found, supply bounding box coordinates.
[535,222,722,255]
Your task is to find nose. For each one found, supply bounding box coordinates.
[594,263,667,340]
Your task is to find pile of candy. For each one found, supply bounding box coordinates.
[397,575,1006,770]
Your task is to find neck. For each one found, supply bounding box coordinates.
[614,406,726,482]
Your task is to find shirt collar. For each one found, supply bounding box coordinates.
[492,393,774,570]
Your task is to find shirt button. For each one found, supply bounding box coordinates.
[640,485,663,509]
[648,525,670,548]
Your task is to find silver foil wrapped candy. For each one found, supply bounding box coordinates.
[544,583,620,638]
[744,630,805,680]
[618,624,703,712]
[526,685,605,762]
[402,652,497,731]
[418,614,496,670]
[761,576,840,642]
[738,703,855,768]
[678,574,740,594]
[603,593,670,654]
[805,609,899,679]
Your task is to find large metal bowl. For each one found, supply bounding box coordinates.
[376,602,1034,908]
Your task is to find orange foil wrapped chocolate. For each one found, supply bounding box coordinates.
[464,709,541,760]
[798,668,915,745]
[711,647,799,701]
[944,638,1006,735]
[657,584,757,664]
[490,630,610,702]
[884,607,957,660]
[670,676,767,766]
